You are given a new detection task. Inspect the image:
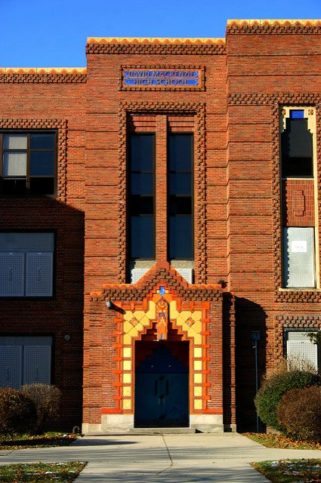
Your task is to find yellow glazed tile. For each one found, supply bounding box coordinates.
[123,333,131,345]
[194,399,203,410]
[194,386,202,397]
[194,348,202,358]
[123,387,131,397]
[194,334,202,345]
[133,311,145,321]
[140,315,150,326]
[194,373,202,384]
[124,311,134,321]
[146,301,156,319]
[123,373,131,384]
[123,360,132,371]
[123,347,131,358]
[192,320,201,333]
[122,399,131,410]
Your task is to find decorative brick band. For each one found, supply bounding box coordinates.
[229,92,321,106]
[0,118,67,202]
[118,102,207,284]
[0,73,87,84]
[87,43,226,55]
[275,314,321,360]
[119,65,205,92]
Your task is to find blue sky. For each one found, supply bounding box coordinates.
[2,0,321,67]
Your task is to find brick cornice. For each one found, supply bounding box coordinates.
[227,19,321,35]
[86,38,226,55]
[0,68,87,84]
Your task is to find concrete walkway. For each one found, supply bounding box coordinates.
[0,433,321,482]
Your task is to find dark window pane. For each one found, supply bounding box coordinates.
[130,134,154,171]
[130,216,155,259]
[130,173,153,195]
[130,196,153,215]
[30,178,55,195]
[0,178,27,195]
[168,134,193,171]
[169,173,192,196]
[168,196,192,215]
[282,118,313,177]
[169,215,193,260]
[30,151,55,176]
[30,133,55,149]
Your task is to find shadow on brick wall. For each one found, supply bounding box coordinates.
[234,297,267,432]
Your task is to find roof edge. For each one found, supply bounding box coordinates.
[86,37,225,45]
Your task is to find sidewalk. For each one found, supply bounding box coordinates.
[0,433,321,482]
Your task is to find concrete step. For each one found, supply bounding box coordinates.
[129,427,196,434]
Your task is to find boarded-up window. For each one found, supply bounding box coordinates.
[0,336,52,388]
[283,227,315,288]
[0,233,54,297]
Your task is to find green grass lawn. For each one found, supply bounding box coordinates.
[0,432,77,450]
[0,462,86,482]
[245,433,321,450]
[252,459,321,483]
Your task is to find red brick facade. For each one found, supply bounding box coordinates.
[1,20,321,432]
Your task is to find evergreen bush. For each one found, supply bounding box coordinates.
[254,370,321,430]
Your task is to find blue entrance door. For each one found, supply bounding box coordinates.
[135,343,189,427]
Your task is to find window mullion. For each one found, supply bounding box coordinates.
[155,115,168,262]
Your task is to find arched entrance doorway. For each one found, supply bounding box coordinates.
[135,341,189,427]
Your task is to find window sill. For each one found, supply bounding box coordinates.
[276,288,321,303]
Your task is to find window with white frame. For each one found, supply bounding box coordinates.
[0,233,54,297]
[0,336,52,388]
[286,330,319,372]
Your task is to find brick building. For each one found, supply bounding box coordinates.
[0,19,320,433]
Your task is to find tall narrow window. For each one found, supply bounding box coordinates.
[168,134,193,260]
[280,107,318,288]
[128,134,155,260]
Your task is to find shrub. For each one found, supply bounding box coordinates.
[0,387,37,435]
[277,386,321,441]
[22,384,61,433]
[254,370,321,430]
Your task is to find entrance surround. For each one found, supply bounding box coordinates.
[83,262,225,433]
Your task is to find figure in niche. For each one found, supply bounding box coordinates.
[156,298,169,341]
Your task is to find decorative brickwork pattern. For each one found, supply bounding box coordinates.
[86,38,226,55]
[118,102,207,284]
[119,65,205,91]
[275,314,321,361]
[0,118,68,202]
[91,262,222,302]
[227,19,321,34]
[0,68,87,83]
